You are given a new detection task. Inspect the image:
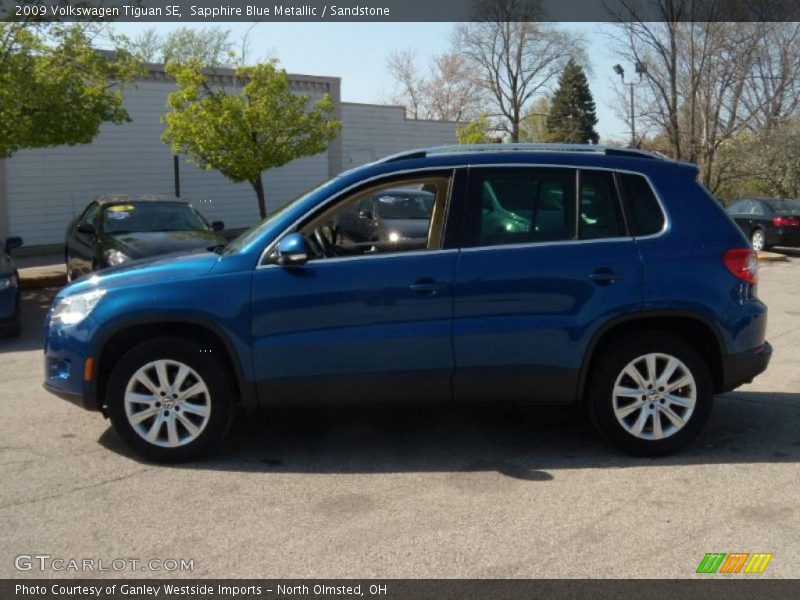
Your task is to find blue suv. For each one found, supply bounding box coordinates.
[43,145,771,462]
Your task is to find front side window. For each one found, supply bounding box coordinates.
[295,174,451,260]
[465,168,576,247]
[80,203,101,227]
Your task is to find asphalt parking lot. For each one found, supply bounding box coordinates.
[1,258,799,579]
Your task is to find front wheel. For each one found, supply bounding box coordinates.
[106,337,235,462]
[588,333,713,456]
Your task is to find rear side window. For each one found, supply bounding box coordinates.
[464,168,576,247]
[618,173,665,236]
[578,170,625,239]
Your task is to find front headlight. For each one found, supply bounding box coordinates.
[51,289,105,326]
[0,275,17,290]
[105,249,130,266]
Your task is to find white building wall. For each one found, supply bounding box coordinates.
[340,103,457,170]
[1,79,457,249]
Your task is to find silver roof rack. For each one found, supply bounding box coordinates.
[377,143,665,164]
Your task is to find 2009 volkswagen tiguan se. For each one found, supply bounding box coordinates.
[43,144,771,462]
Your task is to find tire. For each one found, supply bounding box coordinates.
[587,332,713,456]
[106,337,235,463]
[750,229,766,252]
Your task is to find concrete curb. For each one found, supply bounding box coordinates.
[18,268,66,290]
[758,251,790,263]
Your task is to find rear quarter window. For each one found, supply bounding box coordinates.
[618,173,665,236]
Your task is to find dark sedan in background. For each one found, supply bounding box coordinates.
[65,195,226,281]
[1,236,23,337]
[726,197,800,251]
[335,187,435,250]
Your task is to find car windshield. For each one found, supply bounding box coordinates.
[768,198,800,213]
[102,202,209,234]
[375,193,433,219]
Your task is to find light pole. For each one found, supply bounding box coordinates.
[613,61,647,148]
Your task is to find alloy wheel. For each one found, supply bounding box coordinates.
[612,353,696,441]
[751,230,765,252]
[123,359,211,448]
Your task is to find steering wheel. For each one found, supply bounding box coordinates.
[313,224,338,257]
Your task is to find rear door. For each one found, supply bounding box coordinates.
[451,167,643,404]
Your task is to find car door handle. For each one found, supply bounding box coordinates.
[589,269,624,284]
[409,278,449,294]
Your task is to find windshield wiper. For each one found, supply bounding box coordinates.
[207,243,226,254]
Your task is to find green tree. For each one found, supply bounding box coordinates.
[163,61,341,219]
[519,96,551,142]
[122,27,238,68]
[0,23,142,159]
[456,112,494,144]
[546,59,599,144]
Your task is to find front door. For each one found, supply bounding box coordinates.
[250,171,460,405]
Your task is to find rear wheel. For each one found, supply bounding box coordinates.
[588,333,713,456]
[750,229,766,251]
[106,337,235,462]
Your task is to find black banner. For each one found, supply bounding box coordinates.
[2,0,800,23]
[5,580,800,600]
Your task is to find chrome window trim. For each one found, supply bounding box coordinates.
[256,163,670,269]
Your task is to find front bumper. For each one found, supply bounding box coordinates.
[43,314,102,411]
[721,341,772,392]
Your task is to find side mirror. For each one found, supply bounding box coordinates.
[358,210,373,220]
[4,236,23,253]
[76,223,96,236]
[274,233,310,267]
[211,220,225,232]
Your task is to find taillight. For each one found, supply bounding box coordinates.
[723,249,758,284]
[773,216,800,227]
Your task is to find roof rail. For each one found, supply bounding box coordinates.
[376,143,664,163]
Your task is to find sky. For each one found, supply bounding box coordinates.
[111,21,631,141]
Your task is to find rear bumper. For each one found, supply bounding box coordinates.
[721,342,772,392]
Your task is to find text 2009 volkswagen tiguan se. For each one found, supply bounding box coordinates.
[43,145,771,462]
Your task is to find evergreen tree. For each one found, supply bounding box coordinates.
[546,60,599,144]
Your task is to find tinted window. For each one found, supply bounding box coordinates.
[80,203,101,226]
[468,168,576,247]
[618,174,665,236]
[727,200,746,213]
[768,198,800,213]
[749,201,767,216]
[578,170,625,239]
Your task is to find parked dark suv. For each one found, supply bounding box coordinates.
[43,145,771,462]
